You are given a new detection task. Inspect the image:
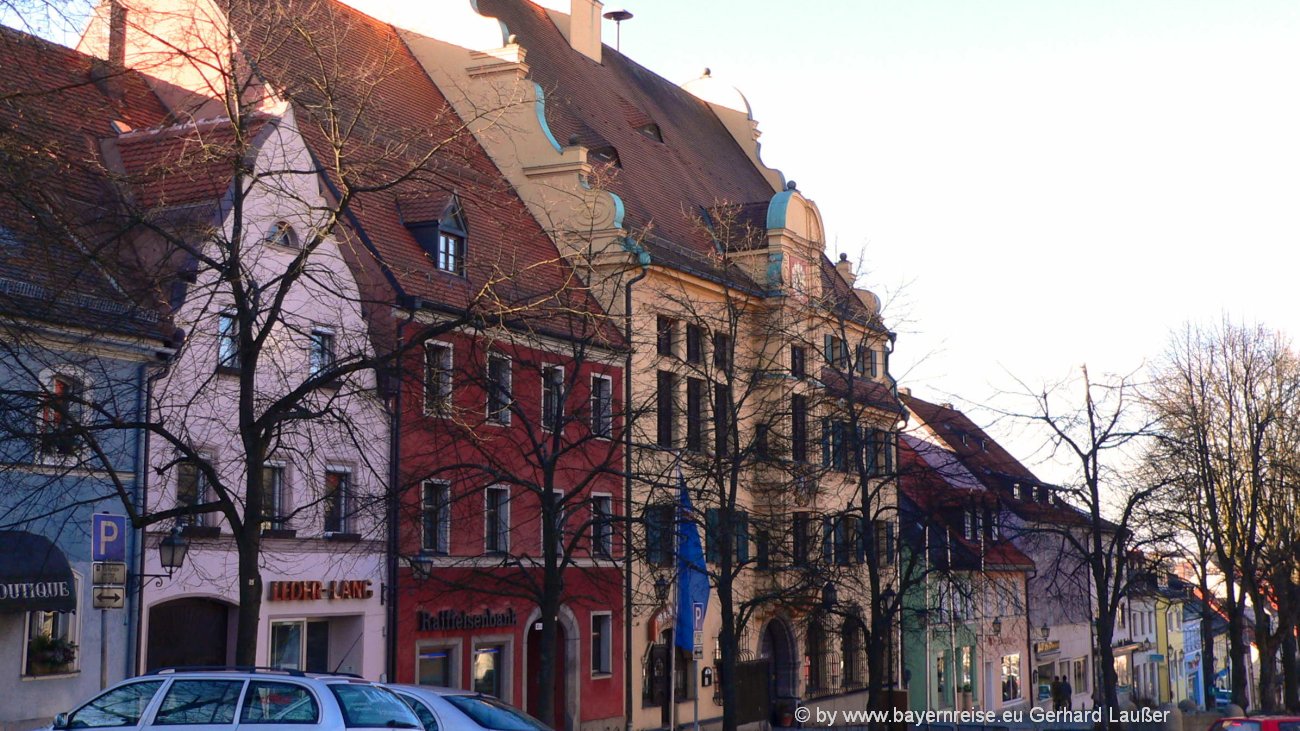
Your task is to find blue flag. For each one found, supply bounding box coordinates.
[675,469,709,653]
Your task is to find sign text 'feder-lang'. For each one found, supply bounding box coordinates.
[267,579,373,601]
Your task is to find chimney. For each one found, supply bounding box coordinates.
[835,252,855,285]
[108,0,127,68]
[898,386,912,397]
[569,0,604,63]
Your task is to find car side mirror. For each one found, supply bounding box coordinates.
[52,713,70,730]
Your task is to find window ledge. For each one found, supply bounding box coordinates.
[22,669,79,681]
[324,532,361,542]
[591,672,613,680]
[215,365,241,377]
[181,525,221,539]
[261,528,298,539]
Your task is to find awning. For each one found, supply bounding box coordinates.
[0,531,77,613]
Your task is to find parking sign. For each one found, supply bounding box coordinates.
[92,513,128,562]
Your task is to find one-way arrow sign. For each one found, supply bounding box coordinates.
[93,586,125,609]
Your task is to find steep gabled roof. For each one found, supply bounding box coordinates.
[222,0,622,347]
[0,27,172,341]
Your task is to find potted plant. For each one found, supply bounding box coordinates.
[28,634,77,674]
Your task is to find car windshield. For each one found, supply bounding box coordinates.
[443,695,550,731]
[68,680,165,728]
[329,684,421,729]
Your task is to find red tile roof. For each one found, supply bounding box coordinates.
[223,0,622,346]
[112,116,271,210]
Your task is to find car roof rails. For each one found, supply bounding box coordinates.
[147,665,307,677]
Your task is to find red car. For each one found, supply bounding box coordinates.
[1212,718,1300,731]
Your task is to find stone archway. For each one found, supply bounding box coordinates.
[522,606,580,731]
[759,617,798,699]
[147,596,236,670]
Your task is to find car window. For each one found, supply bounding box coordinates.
[1278,723,1300,731]
[68,681,165,728]
[443,696,550,731]
[239,682,319,724]
[1216,723,1261,731]
[154,680,245,725]
[328,685,419,728]
[396,694,439,731]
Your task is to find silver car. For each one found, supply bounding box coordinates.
[49,668,421,730]
[384,685,552,731]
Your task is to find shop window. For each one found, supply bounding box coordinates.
[591,495,613,558]
[590,374,613,439]
[38,372,84,457]
[270,620,329,673]
[155,680,243,724]
[541,365,564,431]
[241,681,319,723]
[422,481,451,555]
[1073,657,1088,694]
[323,470,352,535]
[592,613,612,675]
[176,455,212,528]
[487,354,512,424]
[309,328,335,378]
[417,645,457,687]
[958,646,973,690]
[1115,654,1132,688]
[424,342,454,415]
[24,573,80,676]
[1001,653,1021,702]
[472,644,506,698]
[261,464,288,531]
[485,486,510,554]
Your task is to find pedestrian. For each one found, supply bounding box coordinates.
[1050,676,1062,711]
[1061,676,1073,711]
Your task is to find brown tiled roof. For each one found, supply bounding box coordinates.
[113,116,271,210]
[223,0,622,347]
[0,27,172,340]
[819,366,905,416]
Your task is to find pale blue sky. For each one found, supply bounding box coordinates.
[602,1,1300,466]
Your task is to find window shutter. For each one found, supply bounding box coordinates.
[856,516,868,563]
[821,517,834,564]
[736,512,750,562]
[705,508,721,564]
[646,506,665,566]
[821,418,831,466]
[824,335,834,365]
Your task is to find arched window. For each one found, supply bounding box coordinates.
[264,221,299,249]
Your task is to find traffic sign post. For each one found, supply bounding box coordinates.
[92,562,127,585]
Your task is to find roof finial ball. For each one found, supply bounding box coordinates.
[785,180,797,191]
[703,67,711,77]
[839,252,849,262]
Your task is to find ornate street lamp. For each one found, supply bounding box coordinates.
[822,582,838,612]
[991,616,1002,636]
[1040,623,1050,640]
[654,575,669,604]
[408,554,433,581]
[157,527,189,577]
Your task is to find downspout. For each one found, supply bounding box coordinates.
[1024,567,1037,707]
[623,250,649,731]
[387,301,418,682]
[133,358,170,676]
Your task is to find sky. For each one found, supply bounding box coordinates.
[591,0,1300,473]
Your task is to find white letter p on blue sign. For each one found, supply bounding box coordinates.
[92,514,128,562]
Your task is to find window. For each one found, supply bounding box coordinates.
[874,520,896,565]
[705,508,749,564]
[217,312,240,371]
[65,681,164,728]
[473,644,505,697]
[792,512,811,566]
[487,354,512,424]
[155,679,243,725]
[714,384,732,456]
[791,395,807,463]
[241,681,319,723]
[823,420,849,472]
[1114,654,1131,688]
[1001,653,1021,702]
[24,579,79,676]
[545,489,566,555]
[823,335,848,370]
[854,344,868,376]
[424,342,453,415]
[38,373,83,456]
[644,504,673,567]
[542,365,564,431]
[309,329,335,378]
[592,613,612,675]
[264,221,299,249]
[713,333,731,372]
[656,316,675,357]
[261,464,288,531]
[592,495,613,558]
[417,645,456,687]
[1073,657,1088,694]
[685,377,706,452]
[330,684,415,727]
[422,481,450,554]
[409,205,469,276]
[176,457,210,528]
[590,375,613,438]
[685,324,704,364]
[485,486,510,553]
[867,348,878,377]
[323,470,351,534]
[656,371,676,448]
[790,346,806,379]
[270,620,329,673]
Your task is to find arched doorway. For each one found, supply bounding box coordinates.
[526,622,567,729]
[147,597,235,670]
[759,618,797,700]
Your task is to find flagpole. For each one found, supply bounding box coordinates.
[669,499,677,731]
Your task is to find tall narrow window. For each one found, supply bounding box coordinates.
[590,375,613,438]
[685,377,705,452]
[591,614,612,675]
[685,324,704,364]
[424,342,453,415]
[592,495,613,558]
[656,316,676,357]
[645,504,673,566]
[793,512,811,566]
[542,365,564,431]
[176,458,210,528]
[790,345,806,379]
[791,395,808,463]
[323,470,350,534]
[656,371,676,448]
[422,481,450,554]
[25,587,80,676]
[39,374,83,456]
[714,383,732,456]
[217,312,240,371]
[485,486,510,553]
[823,335,847,370]
[261,464,287,530]
[309,329,335,378]
[867,348,878,377]
[713,333,732,372]
[854,344,868,376]
[487,354,512,424]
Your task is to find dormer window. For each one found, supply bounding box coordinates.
[636,123,663,142]
[407,199,467,276]
[590,146,621,168]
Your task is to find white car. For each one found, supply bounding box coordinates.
[384,685,552,731]
[49,668,421,730]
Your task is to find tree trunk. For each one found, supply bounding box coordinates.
[1254,604,1278,713]
[1095,612,1120,729]
[1228,607,1249,709]
[1281,624,1298,711]
[234,526,263,666]
[1201,602,1217,710]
